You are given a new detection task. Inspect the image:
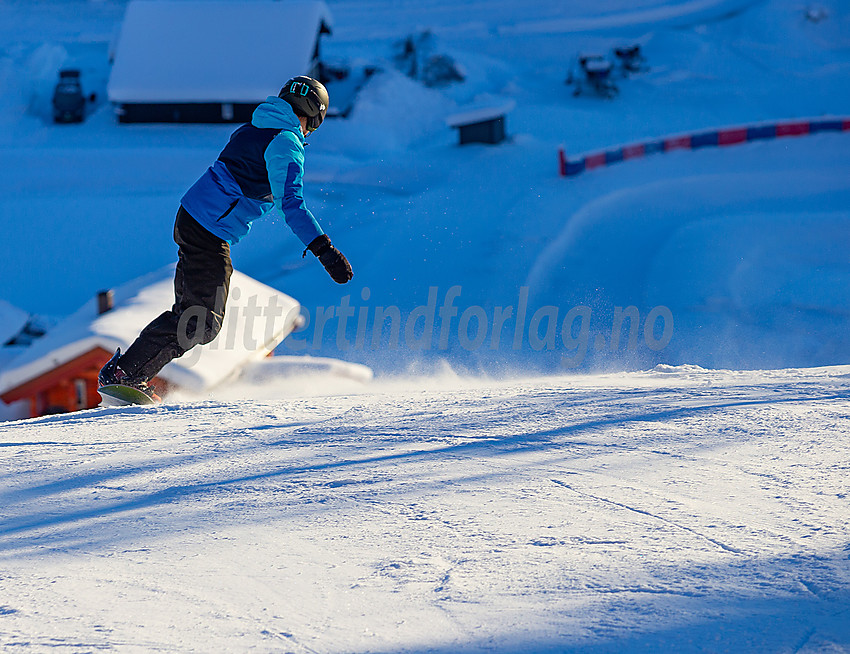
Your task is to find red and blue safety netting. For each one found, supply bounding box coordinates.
[558,117,850,177]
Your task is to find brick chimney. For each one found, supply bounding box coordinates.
[97,290,114,315]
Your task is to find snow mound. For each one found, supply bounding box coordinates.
[527,142,850,371]
[242,354,374,384]
[317,69,456,154]
[651,363,708,374]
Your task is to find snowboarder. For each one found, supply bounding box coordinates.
[98,76,352,401]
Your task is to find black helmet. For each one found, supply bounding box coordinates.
[279,76,329,132]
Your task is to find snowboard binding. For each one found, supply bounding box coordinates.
[98,348,161,403]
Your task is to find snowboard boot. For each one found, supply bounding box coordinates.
[98,348,162,402]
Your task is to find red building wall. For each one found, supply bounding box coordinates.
[1,347,169,418]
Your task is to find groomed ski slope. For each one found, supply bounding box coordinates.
[1,0,850,650]
[1,367,848,653]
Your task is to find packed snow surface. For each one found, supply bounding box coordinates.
[1,368,849,652]
[1,0,850,651]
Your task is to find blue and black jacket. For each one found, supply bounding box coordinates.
[181,96,324,246]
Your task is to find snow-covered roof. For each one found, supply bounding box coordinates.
[446,99,516,127]
[0,265,301,395]
[0,299,29,346]
[108,0,332,103]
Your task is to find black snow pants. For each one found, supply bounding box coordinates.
[119,206,232,382]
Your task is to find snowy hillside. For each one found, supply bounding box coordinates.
[2,367,849,652]
[0,0,848,374]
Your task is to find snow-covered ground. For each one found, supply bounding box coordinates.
[1,0,850,650]
[2,367,849,652]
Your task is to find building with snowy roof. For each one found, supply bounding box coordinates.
[107,0,332,123]
[446,99,516,145]
[0,266,301,418]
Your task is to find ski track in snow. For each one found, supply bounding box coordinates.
[1,368,849,652]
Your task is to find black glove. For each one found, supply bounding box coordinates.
[306,234,353,284]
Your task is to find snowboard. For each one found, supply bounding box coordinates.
[98,384,160,407]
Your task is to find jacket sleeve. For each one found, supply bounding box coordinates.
[264,131,324,246]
